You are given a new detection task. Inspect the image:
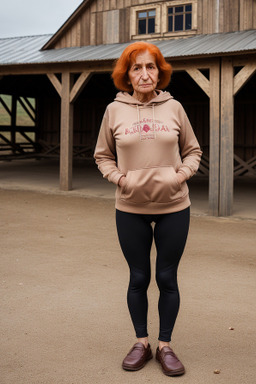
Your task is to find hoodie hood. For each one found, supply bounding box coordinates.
[114,90,174,140]
[114,90,173,106]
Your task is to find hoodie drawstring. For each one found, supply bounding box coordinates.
[152,104,156,139]
[136,105,141,141]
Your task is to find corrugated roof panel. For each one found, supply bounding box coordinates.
[0,30,255,66]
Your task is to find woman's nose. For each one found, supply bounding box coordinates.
[141,67,149,80]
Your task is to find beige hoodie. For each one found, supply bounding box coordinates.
[94,91,202,214]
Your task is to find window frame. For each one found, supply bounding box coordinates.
[137,9,156,35]
[167,4,192,32]
[163,0,197,38]
[130,1,197,41]
[130,3,161,40]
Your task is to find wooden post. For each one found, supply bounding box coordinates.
[47,71,91,191]
[185,63,221,216]
[60,71,74,191]
[208,61,220,216]
[219,58,234,216]
[11,95,17,154]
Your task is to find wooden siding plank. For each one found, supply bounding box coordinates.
[110,0,117,10]
[90,12,96,45]
[234,62,256,95]
[202,0,209,33]
[80,10,90,46]
[117,0,124,8]
[239,0,253,30]
[219,57,234,216]
[219,0,224,33]
[103,0,110,11]
[85,10,91,45]
[253,0,256,28]
[71,25,77,47]
[231,0,239,31]
[76,21,81,46]
[124,0,132,7]
[119,8,129,43]
[66,30,71,47]
[96,11,103,45]
[97,0,104,12]
[90,2,96,12]
[103,10,120,44]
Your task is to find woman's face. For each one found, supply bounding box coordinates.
[128,50,159,98]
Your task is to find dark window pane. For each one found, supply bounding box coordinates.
[168,16,173,31]
[175,6,184,13]
[148,18,155,33]
[185,13,192,29]
[138,12,147,18]
[185,5,192,12]
[175,14,183,31]
[148,10,156,17]
[138,19,146,34]
[168,7,173,14]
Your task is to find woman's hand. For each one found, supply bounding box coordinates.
[118,175,126,187]
[176,172,186,185]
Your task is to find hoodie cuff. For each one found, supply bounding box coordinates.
[177,166,193,180]
[109,171,125,186]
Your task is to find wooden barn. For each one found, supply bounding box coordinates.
[0,0,255,216]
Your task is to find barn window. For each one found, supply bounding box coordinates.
[137,9,156,34]
[168,4,192,32]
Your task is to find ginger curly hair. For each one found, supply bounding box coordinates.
[112,42,172,92]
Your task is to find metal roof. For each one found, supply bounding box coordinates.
[0,30,255,66]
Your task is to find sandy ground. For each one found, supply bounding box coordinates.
[1,189,256,384]
[0,158,256,220]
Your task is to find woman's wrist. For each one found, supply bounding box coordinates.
[118,175,126,187]
[176,172,186,185]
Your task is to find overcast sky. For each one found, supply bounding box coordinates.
[0,0,83,38]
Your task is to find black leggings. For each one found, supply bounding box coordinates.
[116,207,190,342]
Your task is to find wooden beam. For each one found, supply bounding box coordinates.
[233,62,256,95]
[0,62,113,76]
[208,62,220,216]
[69,71,92,104]
[219,57,234,216]
[47,73,62,96]
[186,68,210,97]
[59,72,74,191]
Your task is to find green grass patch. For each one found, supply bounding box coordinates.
[0,94,36,126]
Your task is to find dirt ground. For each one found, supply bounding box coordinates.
[1,189,256,384]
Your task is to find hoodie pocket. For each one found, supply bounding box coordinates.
[120,166,186,204]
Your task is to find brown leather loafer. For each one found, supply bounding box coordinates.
[122,342,153,371]
[156,346,185,376]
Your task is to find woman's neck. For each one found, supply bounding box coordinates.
[132,90,157,103]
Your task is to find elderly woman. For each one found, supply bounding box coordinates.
[94,42,202,377]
